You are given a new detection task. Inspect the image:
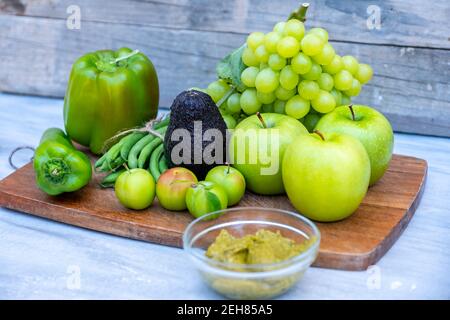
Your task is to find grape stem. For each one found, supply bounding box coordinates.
[313,130,325,141]
[216,86,235,108]
[348,104,355,121]
[256,112,267,129]
[288,3,310,22]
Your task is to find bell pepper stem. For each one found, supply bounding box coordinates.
[111,49,140,64]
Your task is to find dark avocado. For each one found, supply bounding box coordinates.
[164,90,227,179]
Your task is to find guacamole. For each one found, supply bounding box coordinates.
[206,229,309,265]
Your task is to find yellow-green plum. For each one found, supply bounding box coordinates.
[186,181,228,219]
[315,105,393,185]
[205,165,246,206]
[229,113,308,195]
[115,168,155,210]
[282,131,370,222]
[156,167,197,211]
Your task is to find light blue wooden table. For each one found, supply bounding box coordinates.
[0,93,449,299]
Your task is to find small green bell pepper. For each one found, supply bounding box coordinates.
[33,128,92,196]
[63,47,159,154]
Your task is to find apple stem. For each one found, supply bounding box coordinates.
[226,162,231,174]
[348,104,355,121]
[123,163,130,172]
[256,112,267,129]
[313,130,325,141]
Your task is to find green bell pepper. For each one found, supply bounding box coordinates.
[63,47,159,154]
[33,128,92,196]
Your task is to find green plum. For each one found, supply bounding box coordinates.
[205,165,246,206]
[115,168,155,210]
[186,181,228,219]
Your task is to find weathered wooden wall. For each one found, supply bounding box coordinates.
[0,0,449,136]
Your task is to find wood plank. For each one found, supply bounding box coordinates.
[0,154,428,271]
[0,15,449,136]
[2,0,449,49]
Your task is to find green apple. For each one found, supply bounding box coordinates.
[282,130,370,222]
[315,105,394,185]
[186,181,228,219]
[229,113,308,195]
[205,165,246,206]
[156,167,198,211]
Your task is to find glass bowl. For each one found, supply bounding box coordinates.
[183,207,320,299]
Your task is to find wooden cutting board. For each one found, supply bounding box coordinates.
[0,154,427,271]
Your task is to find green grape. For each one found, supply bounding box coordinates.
[275,86,296,101]
[255,44,269,63]
[308,27,329,42]
[340,93,351,106]
[222,114,237,129]
[284,19,305,41]
[285,95,310,119]
[277,36,300,58]
[298,80,320,100]
[273,100,286,114]
[242,47,259,67]
[207,79,230,103]
[227,92,242,114]
[303,113,321,132]
[219,103,228,115]
[355,63,373,84]
[279,65,299,90]
[344,78,362,97]
[302,62,322,80]
[241,66,259,87]
[300,34,325,56]
[333,70,353,91]
[268,53,287,71]
[264,32,282,53]
[273,21,286,34]
[260,62,269,70]
[247,32,265,51]
[240,88,262,115]
[330,88,342,106]
[255,68,279,93]
[317,73,334,91]
[322,54,343,75]
[313,43,335,66]
[261,103,274,113]
[311,90,336,113]
[257,91,276,104]
[291,52,312,74]
[342,55,359,75]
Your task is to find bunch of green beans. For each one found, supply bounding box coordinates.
[95,116,170,187]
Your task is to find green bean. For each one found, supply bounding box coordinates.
[119,131,146,161]
[99,169,125,188]
[153,115,170,129]
[94,153,108,170]
[128,126,166,168]
[149,143,164,181]
[137,138,163,169]
[158,153,168,174]
[104,138,127,170]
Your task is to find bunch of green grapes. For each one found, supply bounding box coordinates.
[200,18,373,131]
